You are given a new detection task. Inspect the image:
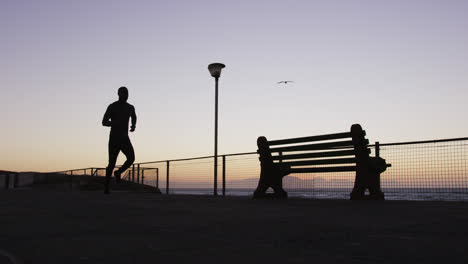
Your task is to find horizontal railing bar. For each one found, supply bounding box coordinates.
[139,158,206,165]
[268,132,351,145]
[290,166,357,173]
[52,167,106,174]
[272,149,356,160]
[378,137,468,147]
[138,151,257,165]
[270,140,357,152]
[223,151,258,157]
[280,158,356,167]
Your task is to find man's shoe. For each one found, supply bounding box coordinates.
[114,170,121,184]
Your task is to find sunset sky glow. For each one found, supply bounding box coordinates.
[2,0,468,172]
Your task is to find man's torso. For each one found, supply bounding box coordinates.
[107,101,134,137]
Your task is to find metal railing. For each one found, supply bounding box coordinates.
[377,138,468,201]
[54,137,468,201]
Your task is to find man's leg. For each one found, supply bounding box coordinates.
[116,136,135,179]
[106,138,120,193]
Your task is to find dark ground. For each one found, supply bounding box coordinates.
[1,189,468,264]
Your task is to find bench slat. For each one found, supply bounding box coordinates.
[268,132,352,146]
[272,149,356,161]
[270,140,358,152]
[290,166,357,173]
[279,158,356,167]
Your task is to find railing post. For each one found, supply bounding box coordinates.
[132,164,135,182]
[375,141,380,158]
[137,164,140,184]
[141,169,145,185]
[83,169,86,176]
[166,161,170,195]
[222,155,226,197]
[156,168,159,189]
[279,151,283,163]
[214,156,218,197]
[374,141,383,199]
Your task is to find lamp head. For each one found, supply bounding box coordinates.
[208,63,225,78]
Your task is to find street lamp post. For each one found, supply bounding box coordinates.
[208,63,225,196]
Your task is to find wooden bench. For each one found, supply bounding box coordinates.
[253,124,390,200]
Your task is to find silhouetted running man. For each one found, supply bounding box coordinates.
[102,87,137,194]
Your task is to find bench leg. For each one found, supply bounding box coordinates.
[253,164,290,199]
[368,174,385,200]
[350,171,385,200]
[253,176,269,198]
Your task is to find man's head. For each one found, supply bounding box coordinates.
[118,86,128,102]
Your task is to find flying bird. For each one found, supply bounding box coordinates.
[277,81,294,84]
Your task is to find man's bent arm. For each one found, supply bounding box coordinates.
[102,106,112,127]
[130,106,137,131]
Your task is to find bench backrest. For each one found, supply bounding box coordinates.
[257,124,371,174]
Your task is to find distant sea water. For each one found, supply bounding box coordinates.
[164,188,468,201]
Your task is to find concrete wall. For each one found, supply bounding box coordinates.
[8,174,15,189]
[0,174,6,189]
[0,174,16,189]
[33,173,48,183]
[16,172,35,187]
[0,173,35,189]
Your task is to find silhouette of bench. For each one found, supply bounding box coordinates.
[254,124,390,200]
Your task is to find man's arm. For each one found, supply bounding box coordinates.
[102,106,112,127]
[130,106,137,132]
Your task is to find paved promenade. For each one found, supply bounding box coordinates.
[1,189,468,263]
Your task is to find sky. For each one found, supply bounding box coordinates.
[1,0,468,172]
